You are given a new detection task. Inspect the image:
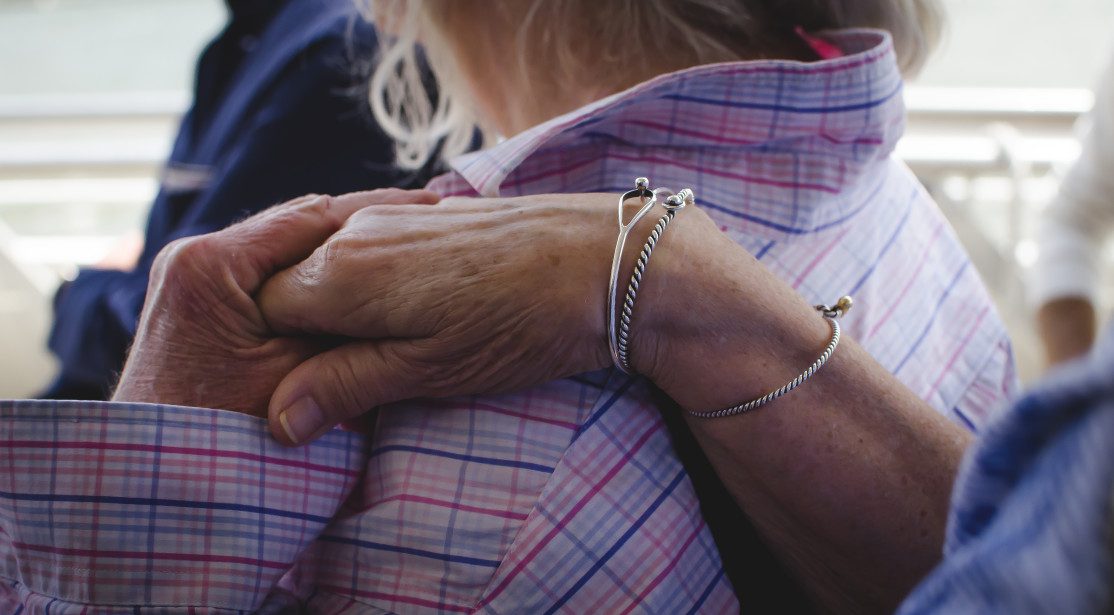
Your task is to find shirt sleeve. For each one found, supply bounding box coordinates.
[0,400,367,612]
[1030,58,1114,306]
[897,327,1114,615]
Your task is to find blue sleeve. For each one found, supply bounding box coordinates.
[897,327,1114,614]
[148,47,425,251]
[44,35,430,399]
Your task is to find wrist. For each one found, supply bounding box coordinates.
[627,206,830,412]
[566,192,675,375]
[112,340,198,407]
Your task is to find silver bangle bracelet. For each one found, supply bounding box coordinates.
[616,188,693,373]
[608,176,851,418]
[607,178,658,374]
[686,296,854,419]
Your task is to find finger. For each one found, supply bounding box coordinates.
[255,205,443,339]
[257,202,519,338]
[267,339,430,446]
[333,188,441,212]
[221,189,440,290]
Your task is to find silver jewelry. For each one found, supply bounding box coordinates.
[686,296,854,419]
[616,188,694,373]
[607,178,657,373]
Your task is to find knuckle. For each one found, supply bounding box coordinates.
[347,205,381,224]
[387,343,440,395]
[288,193,323,208]
[154,236,215,280]
[321,235,346,265]
[318,356,373,415]
[398,338,463,395]
[315,234,354,275]
[252,194,318,223]
[272,193,335,223]
[303,194,341,230]
[147,236,232,309]
[255,194,339,246]
[303,193,335,215]
[289,236,353,295]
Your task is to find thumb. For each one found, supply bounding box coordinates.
[268,339,428,445]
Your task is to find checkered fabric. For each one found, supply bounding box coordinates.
[0,30,1017,613]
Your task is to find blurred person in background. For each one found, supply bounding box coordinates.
[1032,55,1114,367]
[41,0,437,400]
[896,322,1113,614]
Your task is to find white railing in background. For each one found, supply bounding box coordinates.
[901,88,1088,291]
[901,86,1090,175]
[0,92,184,177]
[0,92,189,119]
[0,87,1093,174]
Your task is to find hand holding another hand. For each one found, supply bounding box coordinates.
[255,189,791,446]
[256,194,630,444]
[112,183,818,450]
[111,189,439,416]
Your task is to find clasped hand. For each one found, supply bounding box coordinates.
[113,189,711,445]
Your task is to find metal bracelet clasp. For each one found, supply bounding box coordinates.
[816,295,854,319]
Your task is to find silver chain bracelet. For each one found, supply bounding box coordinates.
[686,296,853,419]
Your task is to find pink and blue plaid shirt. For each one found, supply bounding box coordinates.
[1,30,1017,613]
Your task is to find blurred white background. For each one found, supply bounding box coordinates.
[1,0,1113,396]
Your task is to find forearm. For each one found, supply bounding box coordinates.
[682,342,967,612]
[634,212,971,613]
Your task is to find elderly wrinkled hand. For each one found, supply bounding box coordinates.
[256,193,715,445]
[111,189,439,416]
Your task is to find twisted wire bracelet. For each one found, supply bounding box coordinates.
[616,188,693,373]
[609,176,852,418]
[686,296,853,419]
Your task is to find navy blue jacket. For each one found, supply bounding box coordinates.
[44,0,434,399]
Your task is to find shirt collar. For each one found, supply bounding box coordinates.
[447,30,905,199]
